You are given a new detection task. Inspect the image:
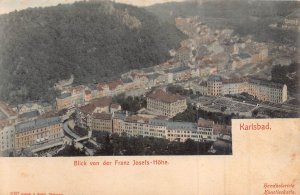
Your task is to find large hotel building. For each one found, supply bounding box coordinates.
[15,116,63,149]
[207,75,288,103]
[146,89,187,118]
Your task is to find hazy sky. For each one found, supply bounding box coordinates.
[0,0,185,14]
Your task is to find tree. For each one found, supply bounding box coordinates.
[252,109,258,117]
[0,1,185,105]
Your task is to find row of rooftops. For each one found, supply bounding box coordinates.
[207,75,286,89]
[15,116,60,133]
[92,113,112,120]
[57,63,194,100]
[116,113,230,134]
[248,78,286,89]
[78,97,117,115]
[146,89,186,104]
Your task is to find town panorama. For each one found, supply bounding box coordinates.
[0,0,299,156]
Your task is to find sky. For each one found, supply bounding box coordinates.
[0,0,185,14]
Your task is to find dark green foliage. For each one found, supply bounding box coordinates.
[166,84,193,96]
[212,140,232,155]
[225,92,259,104]
[172,103,233,125]
[257,107,299,118]
[55,141,86,156]
[147,1,300,46]
[252,109,259,117]
[93,132,214,155]
[73,125,88,137]
[0,1,185,105]
[113,93,146,113]
[171,103,198,123]
[271,63,300,94]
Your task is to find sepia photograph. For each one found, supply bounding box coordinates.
[0,0,299,157]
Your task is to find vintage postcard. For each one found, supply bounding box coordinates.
[0,0,299,194]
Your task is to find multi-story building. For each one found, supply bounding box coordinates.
[107,80,125,96]
[247,78,288,103]
[56,85,85,110]
[91,113,112,132]
[282,9,300,31]
[76,97,119,131]
[56,93,72,110]
[146,89,187,118]
[166,66,192,83]
[112,112,127,134]
[207,75,222,96]
[123,115,150,137]
[148,119,168,139]
[111,114,231,143]
[15,116,63,149]
[96,83,110,98]
[197,118,214,141]
[0,125,15,153]
[205,75,288,104]
[166,122,198,142]
[222,78,248,95]
[71,85,86,105]
[76,104,97,129]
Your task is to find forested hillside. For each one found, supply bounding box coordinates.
[147,1,299,46]
[0,1,185,104]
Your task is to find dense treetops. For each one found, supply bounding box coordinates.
[0,1,185,105]
[147,1,300,46]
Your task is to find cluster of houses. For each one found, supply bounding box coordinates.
[270,8,300,32]
[0,100,64,154]
[2,15,296,155]
[74,90,230,143]
[175,16,270,76]
[55,60,200,110]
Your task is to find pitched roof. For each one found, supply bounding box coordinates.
[96,83,108,91]
[92,97,112,108]
[249,77,285,89]
[125,115,149,124]
[85,90,91,95]
[72,85,85,93]
[167,121,198,131]
[222,77,248,84]
[79,104,96,114]
[92,113,112,120]
[107,80,123,90]
[19,110,40,119]
[198,118,214,128]
[15,116,60,133]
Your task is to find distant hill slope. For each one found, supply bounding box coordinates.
[146,1,300,46]
[0,1,186,104]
